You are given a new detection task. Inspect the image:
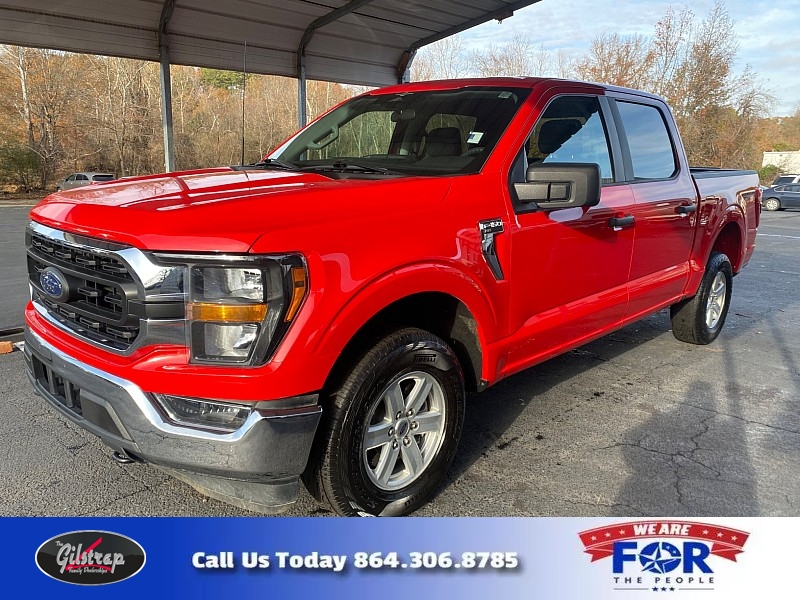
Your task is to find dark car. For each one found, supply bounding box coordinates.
[762,184,800,211]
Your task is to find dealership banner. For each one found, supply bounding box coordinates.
[2,517,795,598]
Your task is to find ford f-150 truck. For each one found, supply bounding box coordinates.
[23,77,760,516]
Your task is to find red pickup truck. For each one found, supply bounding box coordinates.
[24,78,760,516]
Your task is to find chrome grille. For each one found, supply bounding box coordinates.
[30,234,133,280]
[27,230,141,351]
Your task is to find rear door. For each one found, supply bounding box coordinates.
[783,184,800,207]
[609,96,697,320]
[503,92,636,374]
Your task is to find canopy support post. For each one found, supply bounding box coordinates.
[159,0,176,172]
[296,0,376,127]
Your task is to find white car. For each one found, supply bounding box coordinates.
[56,172,115,191]
[771,174,800,186]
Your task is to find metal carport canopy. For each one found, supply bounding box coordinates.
[0,0,542,170]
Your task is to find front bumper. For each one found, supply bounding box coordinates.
[23,328,322,513]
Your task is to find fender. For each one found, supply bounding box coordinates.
[309,261,501,383]
[685,202,746,296]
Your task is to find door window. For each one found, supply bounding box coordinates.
[616,101,677,180]
[519,96,614,183]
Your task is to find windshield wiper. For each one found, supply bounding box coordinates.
[232,158,298,171]
[301,161,402,175]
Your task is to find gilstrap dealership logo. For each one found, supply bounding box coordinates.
[578,521,749,593]
[35,530,146,585]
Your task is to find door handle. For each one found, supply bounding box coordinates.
[608,215,635,230]
[677,204,697,216]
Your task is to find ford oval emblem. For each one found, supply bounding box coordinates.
[40,267,70,302]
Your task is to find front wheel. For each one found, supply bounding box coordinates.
[303,328,465,516]
[763,197,781,211]
[670,251,733,345]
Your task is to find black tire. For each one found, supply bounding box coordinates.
[303,328,465,516]
[670,251,733,345]
[763,197,781,211]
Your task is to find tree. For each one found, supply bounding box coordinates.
[412,37,467,81]
[200,68,251,90]
[0,140,41,189]
[469,33,537,77]
[575,33,653,88]
[574,1,775,169]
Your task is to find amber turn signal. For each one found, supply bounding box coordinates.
[187,302,268,323]
[285,266,307,322]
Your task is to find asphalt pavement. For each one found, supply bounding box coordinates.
[1,207,799,516]
[0,206,30,333]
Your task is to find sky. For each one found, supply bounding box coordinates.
[460,0,799,116]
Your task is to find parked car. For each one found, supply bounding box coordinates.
[24,77,760,516]
[771,174,800,186]
[56,172,115,191]
[762,184,800,211]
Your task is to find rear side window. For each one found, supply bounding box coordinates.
[92,174,114,181]
[616,101,677,180]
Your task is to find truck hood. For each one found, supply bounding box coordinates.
[29,168,452,253]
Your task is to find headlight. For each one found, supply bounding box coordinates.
[153,253,308,366]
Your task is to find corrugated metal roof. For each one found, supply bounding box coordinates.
[0,0,542,86]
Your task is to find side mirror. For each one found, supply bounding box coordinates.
[514,162,601,210]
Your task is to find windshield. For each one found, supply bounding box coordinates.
[271,87,531,177]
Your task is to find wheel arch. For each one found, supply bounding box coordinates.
[316,269,495,395]
[712,220,744,273]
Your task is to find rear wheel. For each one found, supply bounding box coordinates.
[303,328,465,516]
[670,251,732,345]
[763,197,781,211]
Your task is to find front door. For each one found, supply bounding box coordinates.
[503,94,635,377]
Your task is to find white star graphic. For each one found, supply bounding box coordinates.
[717,532,724,538]
[591,536,597,541]
[605,532,612,538]
[702,529,709,535]
[731,536,738,542]
[619,529,626,535]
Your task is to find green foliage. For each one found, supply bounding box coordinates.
[0,141,42,189]
[757,164,781,185]
[770,142,793,152]
[200,68,251,90]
